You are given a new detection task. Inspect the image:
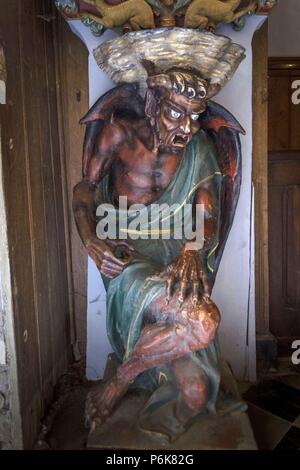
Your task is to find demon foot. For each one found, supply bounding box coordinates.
[206,21,216,32]
[85,375,129,431]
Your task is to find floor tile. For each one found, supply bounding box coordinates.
[278,374,300,391]
[246,403,291,450]
[293,415,300,429]
[272,380,300,407]
[275,426,300,450]
[243,380,300,422]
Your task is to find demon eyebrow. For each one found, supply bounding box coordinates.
[164,100,185,114]
[164,100,203,116]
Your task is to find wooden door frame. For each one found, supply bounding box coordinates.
[252,20,278,372]
[267,57,300,359]
[0,1,74,448]
[253,21,300,371]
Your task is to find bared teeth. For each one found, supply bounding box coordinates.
[174,135,188,145]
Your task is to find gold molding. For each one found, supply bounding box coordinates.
[268,57,300,70]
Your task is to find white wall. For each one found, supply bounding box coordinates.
[214,18,266,382]
[269,0,300,57]
[0,127,22,449]
[69,17,265,382]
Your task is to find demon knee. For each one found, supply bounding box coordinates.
[180,376,209,410]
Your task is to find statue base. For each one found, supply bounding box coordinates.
[87,354,257,450]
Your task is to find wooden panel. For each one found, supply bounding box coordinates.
[40,0,70,384]
[268,59,300,354]
[269,153,300,341]
[0,0,71,448]
[0,1,42,448]
[268,58,300,152]
[57,18,89,356]
[268,76,290,151]
[270,159,300,185]
[290,77,300,151]
[252,21,270,335]
[283,186,300,305]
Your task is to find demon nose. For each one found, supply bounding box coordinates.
[180,116,191,135]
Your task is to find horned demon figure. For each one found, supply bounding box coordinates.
[72,29,246,440]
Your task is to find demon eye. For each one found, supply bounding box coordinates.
[199,86,207,99]
[190,113,199,121]
[170,109,182,119]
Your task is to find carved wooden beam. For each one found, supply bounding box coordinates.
[54,1,277,37]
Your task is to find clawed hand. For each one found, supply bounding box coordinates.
[148,249,210,304]
[85,237,134,278]
[165,249,210,304]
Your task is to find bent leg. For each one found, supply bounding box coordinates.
[117,317,213,384]
[86,321,193,428]
[86,311,218,428]
[185,14,209,29]
[172,356,208,410]
[229,1,257,22]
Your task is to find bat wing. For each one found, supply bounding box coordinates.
[80,83,144,176]
[201,100,245,285]
[80,88,244,288]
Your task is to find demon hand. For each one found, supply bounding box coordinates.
[85,236,134,278]
[166,247,210,304]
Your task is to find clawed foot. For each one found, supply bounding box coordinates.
[85,376,129,432]
[206,21,216,32]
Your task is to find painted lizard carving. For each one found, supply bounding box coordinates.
[81,0,155,30]
[184,0,257,29]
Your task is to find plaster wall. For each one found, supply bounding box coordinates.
[69,16,265,382]
[0,128,22,449]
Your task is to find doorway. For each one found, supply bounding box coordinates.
[0,0,88,448]
[268,58,300,357]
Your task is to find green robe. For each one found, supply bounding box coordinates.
[96,130,225,439]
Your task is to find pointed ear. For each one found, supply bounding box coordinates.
[141,59,156,76]
[144,89,157,120]
[206,83,221,99]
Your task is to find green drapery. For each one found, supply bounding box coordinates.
[96,130,226,439]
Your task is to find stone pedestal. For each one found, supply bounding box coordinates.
[87,355,257,450]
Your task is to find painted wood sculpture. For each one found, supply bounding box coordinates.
[184,0,257,29]
[55,0,276,442]
[81,0,156,29]
[55,1,277,34]
[72,29,246,438]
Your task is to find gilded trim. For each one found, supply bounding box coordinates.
[207,242,219,273]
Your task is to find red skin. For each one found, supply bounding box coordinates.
[85,294,221,427]
[73,90,217,283]
[73,90,219,428]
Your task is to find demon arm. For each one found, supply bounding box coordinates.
[73,121,135,278]
[165,100,244,302]
[165,178,218,303]
[73,84,144,277]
